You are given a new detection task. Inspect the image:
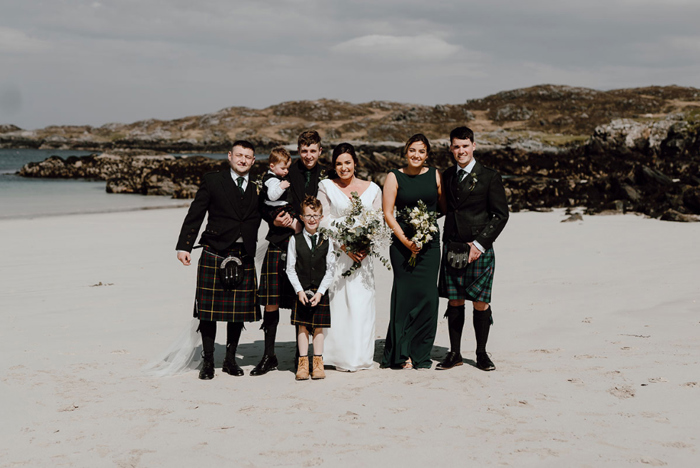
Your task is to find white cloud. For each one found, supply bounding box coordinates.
[332,34,461,61]
[0,27,51,54]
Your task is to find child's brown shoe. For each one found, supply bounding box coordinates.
[312,355,326,380]
[295,356,310,380]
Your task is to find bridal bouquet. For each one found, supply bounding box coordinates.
[399,200,439,267]
[321,192,392,277]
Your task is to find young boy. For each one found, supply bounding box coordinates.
[254,130,326,377]
[261,146,295,220]
[285,195,335,380]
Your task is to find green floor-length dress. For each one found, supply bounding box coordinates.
[381,167,440,369]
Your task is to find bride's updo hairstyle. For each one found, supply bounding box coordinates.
[330,142,359,178]
[402,133,431,158]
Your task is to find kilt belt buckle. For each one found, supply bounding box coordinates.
[220,256,244,290]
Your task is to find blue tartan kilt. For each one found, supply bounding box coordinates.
[194,245,261,322]
[438,243,495,303]
[258,240,295,310]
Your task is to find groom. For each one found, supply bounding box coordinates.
[254,130,327,375]
[437,126,509,371]
[176,140,261,380]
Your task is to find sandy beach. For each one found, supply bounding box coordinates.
[1,206,698,467]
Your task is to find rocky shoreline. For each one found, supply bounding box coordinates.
[10,84,700,221]
[17,116,700,221]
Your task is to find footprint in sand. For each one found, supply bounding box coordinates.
[609,385,635,399]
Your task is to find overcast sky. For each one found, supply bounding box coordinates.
[1,0,699,129]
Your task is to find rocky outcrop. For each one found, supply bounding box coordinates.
[4,85,699,153]
[17,112,700,221]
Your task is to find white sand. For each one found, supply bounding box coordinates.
[1,207,698,467]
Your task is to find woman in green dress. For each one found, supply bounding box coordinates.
[381,134,445,369]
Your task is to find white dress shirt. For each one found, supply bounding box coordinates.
[456,159,484,253]
[285,229,336,296]
[264,170,289,207]
[231,168,249,191]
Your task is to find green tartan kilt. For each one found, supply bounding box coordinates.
[290,287,331,329]
[438,243,495,303]
[258,240,295,310]
[194,245,261,322]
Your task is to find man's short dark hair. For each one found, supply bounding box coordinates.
[298,130,322,149]
[232,140,255,153]
[449,126,475,144]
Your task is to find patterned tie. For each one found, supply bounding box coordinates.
[236,176,245,194]
[459,170,468,183]
[304,170,312,188]
[310,234,317,253]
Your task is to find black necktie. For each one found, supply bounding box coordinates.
[236,176,245,194]
[310,234,317,252]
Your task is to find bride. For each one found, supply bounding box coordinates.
[318,143,382,371]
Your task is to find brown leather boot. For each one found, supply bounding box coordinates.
[312,355,326,380]
[295,356,310,380]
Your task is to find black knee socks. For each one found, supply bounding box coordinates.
[226,321,244,362]
[199,320,245,362]
[445,304,466,354]
[198,320,217,361]
[473,307,493,354]
[261,310,279,356]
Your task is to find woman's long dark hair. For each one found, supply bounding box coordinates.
[330,143,359,178]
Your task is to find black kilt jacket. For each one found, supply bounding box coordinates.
[262,159,327,245]
[442,161,509,250]
[176,170,261,258]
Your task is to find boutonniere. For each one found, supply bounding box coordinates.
[319,172,330,182]
[252,173,264,194]
[468,174,478,192]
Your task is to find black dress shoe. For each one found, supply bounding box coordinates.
[476,352,496,371]
[199,359,215,380]
[222,359,244,376]
[436,351,463,370]
[249,354,278,376]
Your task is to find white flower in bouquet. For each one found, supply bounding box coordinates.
[320,191,392,277]
[398,200,440,267]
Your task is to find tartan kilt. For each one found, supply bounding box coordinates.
[438,243,495,303]
[290,287,331,329]
[258,240,295,309]
[194,245,261,322]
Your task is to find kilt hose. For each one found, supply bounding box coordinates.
[290,287,331,329]
[258,239,295,310]
[194,245,261,322]
[438,243,496,304]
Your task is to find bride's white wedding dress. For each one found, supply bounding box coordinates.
[318,179,382,371]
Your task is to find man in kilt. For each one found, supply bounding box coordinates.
[437,126,509,372]
[254,130,327,376]
[176,140,261,380]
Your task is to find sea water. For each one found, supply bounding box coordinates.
[0,149,227,219]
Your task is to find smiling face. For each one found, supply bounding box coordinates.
[334,152,355,181]
[228,145,255,175]
[405,141,428,169]
[450,137,475,168]
[301,205,323,232]
[299,143,321,170]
